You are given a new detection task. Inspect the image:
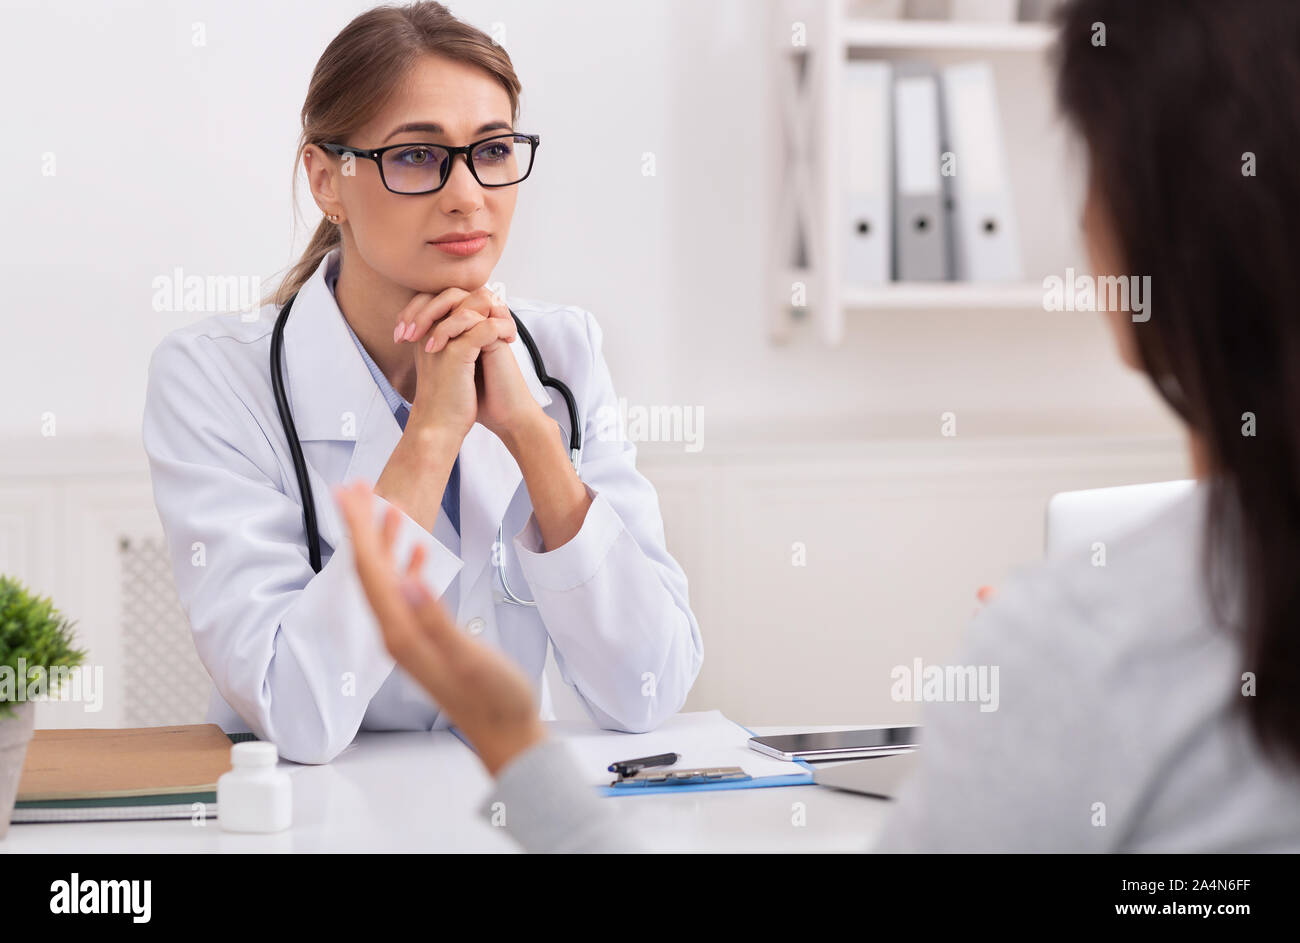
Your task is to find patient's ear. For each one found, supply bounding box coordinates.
[1082,179,1142,370]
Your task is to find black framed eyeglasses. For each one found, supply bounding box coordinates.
[319,132,539,195]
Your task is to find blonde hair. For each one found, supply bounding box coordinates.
[267,1,521,307]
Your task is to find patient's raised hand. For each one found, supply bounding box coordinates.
[335,479,547,775]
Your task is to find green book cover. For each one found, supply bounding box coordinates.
[16,791,217,810]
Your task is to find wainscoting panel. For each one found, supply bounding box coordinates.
[640,435,1188,727]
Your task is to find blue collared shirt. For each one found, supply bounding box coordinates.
[328,271,460,535]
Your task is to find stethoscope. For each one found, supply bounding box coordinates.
[270,289,582,606]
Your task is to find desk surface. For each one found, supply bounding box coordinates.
[0,724,888,853]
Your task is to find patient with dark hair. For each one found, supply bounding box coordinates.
[339,0,1300,852]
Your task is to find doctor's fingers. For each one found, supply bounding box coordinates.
[420,287,505,351]
[395,286,497,345]
[476,298,517,353]
[392,287,464,343]
[423,306,488,353]
[442,317,517,362]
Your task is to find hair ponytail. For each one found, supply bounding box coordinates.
[270,218,342,307]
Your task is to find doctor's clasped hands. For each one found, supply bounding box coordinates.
[378,283,589,550]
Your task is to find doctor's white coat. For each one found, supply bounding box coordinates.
[141,250,702,764]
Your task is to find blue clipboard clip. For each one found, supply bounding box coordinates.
[610,766,753,789]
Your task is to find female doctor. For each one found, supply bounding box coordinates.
[141,2,702,765]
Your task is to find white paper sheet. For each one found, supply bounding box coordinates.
[548,710,807,786]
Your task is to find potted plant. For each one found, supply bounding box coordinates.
[0,575,85,838]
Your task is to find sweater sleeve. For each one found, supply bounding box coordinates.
[479,738,649,853]
[871,572,1117,853]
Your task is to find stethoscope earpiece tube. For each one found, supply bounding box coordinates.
[271,292,324,574]
[510,310,580,455]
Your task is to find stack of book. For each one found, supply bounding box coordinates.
[12,724,237,823]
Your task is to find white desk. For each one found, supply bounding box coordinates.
[0,724,889,853]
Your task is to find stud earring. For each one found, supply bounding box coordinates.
[327,213,341,223]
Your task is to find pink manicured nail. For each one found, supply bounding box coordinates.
[393,323,404,343]
[405,322,418,341]
[425,337,436,353]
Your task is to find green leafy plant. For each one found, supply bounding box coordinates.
[0,575,86,719]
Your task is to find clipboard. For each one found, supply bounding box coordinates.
[586,713,815,797]
[465,711,817,797]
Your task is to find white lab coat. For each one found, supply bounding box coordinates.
[141,249,703,764]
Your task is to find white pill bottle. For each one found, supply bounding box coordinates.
[217,741,292,833]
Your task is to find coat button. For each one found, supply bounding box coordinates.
[466,617,486,636]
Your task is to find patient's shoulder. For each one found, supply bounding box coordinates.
[965,486,1236,759]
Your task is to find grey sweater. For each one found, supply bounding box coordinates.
[482,487,1300,852]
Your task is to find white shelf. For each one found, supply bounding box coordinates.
[841,19,1055,52]
[770,0,1065,343]
[843,282,1045,311]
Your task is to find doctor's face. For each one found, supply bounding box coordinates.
[323,55,518,295]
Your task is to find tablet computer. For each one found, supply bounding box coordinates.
[747,726,920,762]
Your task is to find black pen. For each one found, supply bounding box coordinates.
[608,752,680,777]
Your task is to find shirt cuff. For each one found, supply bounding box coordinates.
[512,484,623,592]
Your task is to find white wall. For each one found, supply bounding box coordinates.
[2,0,1174,440]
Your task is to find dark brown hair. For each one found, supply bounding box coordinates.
[268,1,521,306]
[1056,0,1300,766]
